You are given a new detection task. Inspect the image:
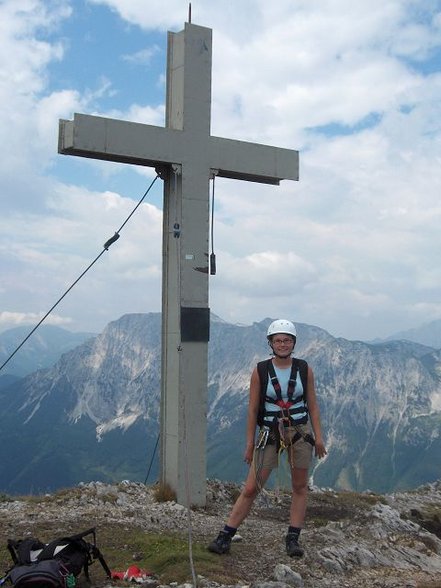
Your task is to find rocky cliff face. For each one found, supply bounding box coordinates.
[0,313,440,495]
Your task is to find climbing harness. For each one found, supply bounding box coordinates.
[253,359,314,489]
[263,360,308,429]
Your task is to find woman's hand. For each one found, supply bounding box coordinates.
[244,443,254,465]
[314,438,327,459]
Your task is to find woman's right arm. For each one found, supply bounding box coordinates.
[244,367,261,464]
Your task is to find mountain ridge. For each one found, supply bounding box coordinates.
[0,324,95,378]
[0,313,440,496]
[375,318,441,349]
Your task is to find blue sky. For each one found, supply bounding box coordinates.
[1,0,441,341]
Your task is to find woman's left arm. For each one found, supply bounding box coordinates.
[306,366,327,459]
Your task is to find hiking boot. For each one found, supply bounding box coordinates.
[285,532,304,557]
[208,531,232,554]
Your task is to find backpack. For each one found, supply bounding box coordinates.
[256,357,308,427]
[3,528,111,588]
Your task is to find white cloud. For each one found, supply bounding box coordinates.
[88,0,261,33]
[105,103,165,126]
[0,311,72,329]
[1,0,441,341]
[0,2,84,210]
[1,181,163,332]
[122,45,161,65]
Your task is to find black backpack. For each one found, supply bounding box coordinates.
[3,528,111,588]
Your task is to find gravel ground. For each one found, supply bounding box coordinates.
[1,480,441,588]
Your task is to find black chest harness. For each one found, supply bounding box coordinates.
[256,358,314,450]
[264,360,308,427]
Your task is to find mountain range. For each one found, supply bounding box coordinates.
[384,318,441,349]
[0,313,440,496]
[0,324,94,378]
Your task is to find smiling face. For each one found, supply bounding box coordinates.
[269,334,296,358]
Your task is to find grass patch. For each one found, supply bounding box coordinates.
[95,526,226,585]
[10,488,83,505]
[408,504,441,539]
[306,489,385,526]
[332,490,386,508]
[0,525,227,586]
[152,482,177,503]
[14,486,123,507]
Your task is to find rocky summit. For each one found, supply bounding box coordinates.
[1,479,440,588]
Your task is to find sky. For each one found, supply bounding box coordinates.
[1,0,441,342]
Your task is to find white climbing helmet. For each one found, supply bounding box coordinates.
[267,319,297,339]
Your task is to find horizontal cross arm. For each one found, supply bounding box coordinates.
[209,136,299,185]
[58,114,299,185]
[58,113,185,168]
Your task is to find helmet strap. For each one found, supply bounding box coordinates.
[273,350,293,358]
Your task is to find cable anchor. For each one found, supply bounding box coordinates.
[103,232,120,250]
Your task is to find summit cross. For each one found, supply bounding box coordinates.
[58,21,299,506]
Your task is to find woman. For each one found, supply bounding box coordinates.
[208,319,327,557]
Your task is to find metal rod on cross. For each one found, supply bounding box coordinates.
[58,20,299,506]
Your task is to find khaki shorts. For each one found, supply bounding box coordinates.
[252,423,314,470]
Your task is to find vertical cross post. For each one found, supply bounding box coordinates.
[160,24,212,506]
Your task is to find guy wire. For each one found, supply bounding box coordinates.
[144,433,160,485]
[0,174,160,374]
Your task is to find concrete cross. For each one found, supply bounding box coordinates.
[58,22,298,506]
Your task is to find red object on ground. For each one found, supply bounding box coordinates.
[111,566,153,582]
